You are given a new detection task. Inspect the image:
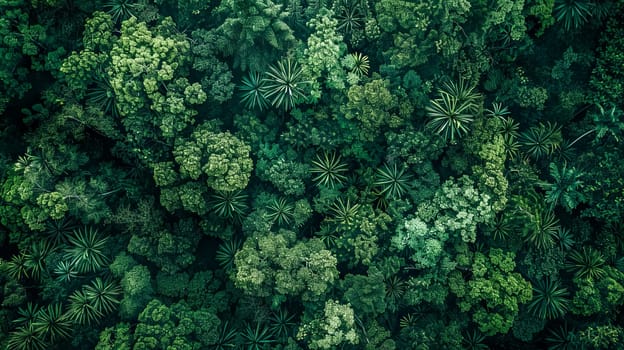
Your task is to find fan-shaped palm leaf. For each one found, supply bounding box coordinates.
[7,323,47,350]
[310,151,348,188]
[266,197,295,226]
[239,71,269,110]
[209,190,248,220]
[528,277,569,319]
[67,289,103,325]
[263,58,306,110]
[84,277,122,315]
[566,247,606,280]
[216,238,241,271]
[32,303,73,342]
[64,227,109,273]
[374,163,412,199]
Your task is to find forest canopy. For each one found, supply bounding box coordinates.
[1,0,624,349]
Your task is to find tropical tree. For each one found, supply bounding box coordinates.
[263,57,307,110]
[64,227,109,273]
[426,79,481,143]
[310,151,348,188]
[528,278,570,319]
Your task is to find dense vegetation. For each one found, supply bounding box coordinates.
[1,0,624,349]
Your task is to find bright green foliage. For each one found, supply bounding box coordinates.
[570,267,624,316]
[173,123,253,192]
[392,217,447,269]
[426,79,481,143]
[578,324,624,349]
[263,57,307,110]
[341,267,387,316]
[133,299,221,349]
[328,197,361,227]
[342,78,401,141]
[233,230,338,302]
[32,303,72,342]
[310,151,348,188]
[266,197,295,226]
[449,249,532,335]
[303,8,346,97]
[213,0,296,70]
[528,278,569,319]
[431,175,497,243]
[104,16,205,142]
[297,299,359,349]
[190,29,235,105]
[64,227,109,274]
[255,144,310,196]
[95,322,132,350]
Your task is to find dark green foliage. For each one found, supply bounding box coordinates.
[24,241,53,281]
[213,321,238,350]
[462,330,488,350]
[310,151,348,188]
[13,303,41,326]
[555,227,575,251]
[5,252,30,280]
[524,210,560,251]
[541,162,585,211]
[528,278,570,319]
[347,52,369,77]
[334,0,366,34]
[64,227,109,273]
[269,308,296,341]
[53,260,78,282]
[565,247,606,280]
[263,58,306,110]
[545,323,578,350]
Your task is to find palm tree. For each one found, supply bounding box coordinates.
[545,323,578,350]
[53,260,78,282]
[373,163,412,200]
[263,57,306,110]
[554,0,593,31]
[462,330,488,350]
[335,0,366,34]
[240,322,275,350]
[239,71,269,111]
[24,241,53,281]
[5,252,30,280]
[310,151,348,188]
[32,303,73,342]
[213,321,238,350]
[566,247,606,280]
[426,79,480,143]
[64,227,109,273]
[83,277,122,315]
[266,197,295,226]
[528,277,570,319]
[329,197,361,226]
[519,122,562,159]
[209,190,248,221]
[269,308,296,341]
[541,162,585,211]
[348,52,369,77]
[104,0,137,24]
[7,323,47,350]
[12,303,41,326]
[216,238,242,271]
[525,209,560,250]
[66,289,103,325]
